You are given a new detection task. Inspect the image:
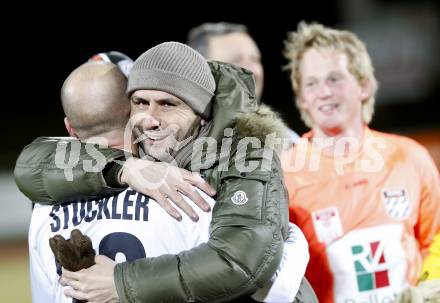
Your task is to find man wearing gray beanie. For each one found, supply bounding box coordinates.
[116,42,290,302]
[16,42,294,302]
[126,42,218,165]
[128,41,215,119]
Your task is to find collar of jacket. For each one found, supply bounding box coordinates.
[175,61,289,170]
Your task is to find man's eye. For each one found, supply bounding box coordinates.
[132,99,148,106]
[329,74,342,83]
[162,102,176,107]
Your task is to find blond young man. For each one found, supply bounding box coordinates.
[282,22,440,303]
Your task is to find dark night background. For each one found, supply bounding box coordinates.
[3,0,438,170]
[0,1,438,301]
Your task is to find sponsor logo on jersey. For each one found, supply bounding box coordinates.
[312,207,343,244]
[327,225,405,302]
[381,187,410,220]
[351,241,390,292]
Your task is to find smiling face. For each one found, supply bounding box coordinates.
[298,47,371,136]
[130,90,202,161]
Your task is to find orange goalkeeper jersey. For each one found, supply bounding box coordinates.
[282,127,440,303]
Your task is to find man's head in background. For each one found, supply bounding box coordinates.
[187,22,264,99]
[89,51,134,78]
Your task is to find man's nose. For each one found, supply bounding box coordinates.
[142,106,161,130]
[317,83,332,99]
[142,115,160,130]
[144,103,161,129]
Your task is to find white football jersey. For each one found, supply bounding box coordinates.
[29,188,213,303]
[29,188,309,303]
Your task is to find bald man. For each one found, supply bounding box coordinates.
[27,62,309,303]
[61,62,130,146]
[28,62,209,302]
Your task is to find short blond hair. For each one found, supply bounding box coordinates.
[284,21,378,128]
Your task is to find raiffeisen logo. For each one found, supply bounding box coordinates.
[352,241,390,292]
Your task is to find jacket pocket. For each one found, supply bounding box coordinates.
[213,168,271,223]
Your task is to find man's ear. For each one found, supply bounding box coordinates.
[64,117,78,138]
[360,79,373,102]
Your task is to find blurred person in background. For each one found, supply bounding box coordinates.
[282,21,440,303]
[88,51,134,77]
[188,22,299,143]
[187,22,264,99]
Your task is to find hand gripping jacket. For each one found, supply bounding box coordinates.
[15,61,290,302]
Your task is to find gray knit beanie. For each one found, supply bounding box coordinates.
[127,42,216,119]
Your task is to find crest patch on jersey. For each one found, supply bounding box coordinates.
[381,187,411,220]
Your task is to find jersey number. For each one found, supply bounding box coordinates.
[55,232,146,303]
[99,232,146,261]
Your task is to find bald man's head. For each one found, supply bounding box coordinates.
[61,62,130,140]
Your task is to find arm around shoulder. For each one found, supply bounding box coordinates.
[14,137,126,204]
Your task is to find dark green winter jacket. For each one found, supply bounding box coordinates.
[15,61,290,302]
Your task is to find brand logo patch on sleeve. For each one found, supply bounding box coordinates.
[231,190,248,205]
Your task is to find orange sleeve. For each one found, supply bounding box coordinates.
[415,146,440,257]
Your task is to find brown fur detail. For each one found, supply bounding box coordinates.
[235,104,290,153]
